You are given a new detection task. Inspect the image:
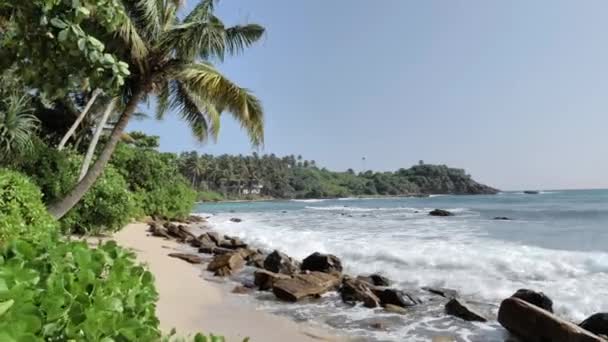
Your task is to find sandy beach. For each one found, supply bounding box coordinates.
[112,223,340,342]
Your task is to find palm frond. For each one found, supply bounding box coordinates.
[184,0,218,23]
[156,81,171,120]
[132,0,163,40]
[225,24,265,55]
[159,16,226,61]
[0,93,38,160]
[174,63,264,146]
[115,2,151,63]
[171,80,221,142]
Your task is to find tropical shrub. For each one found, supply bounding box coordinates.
[18,142,135,234]
[0,170,57,243]
[197,191,224,202]
[0,239,160,340]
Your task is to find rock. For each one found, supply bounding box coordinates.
[432,337,456,342]
[193,234,217,250]
[372,288,421,308]
[493,216,511,220]
[357,274,391,287]
[272,271,341,302]
[165,223,197,242]
[422,286,459,299]
[264,250,300,275]
[254,269,291,291]
[339,277,380,308]
[230,218,242,223]
[580,313,608,336]
[301,252,343,274]
[207,253,245,276]
[512,289,553,313]
[231,285,253,294]
[445,298,487,322]
[429,209,453,217]
[498,297,604,342]
[370,322,385,330]
[236,248,256,260]
[219,237,248,250]
[168,253,203,264]
[246,252,266,268]
[148,222,170,238]
[204,232,222,245]
[187,215,205,223]
[524,190,540,195]
[384,304,408,315]
[198,246,234,255]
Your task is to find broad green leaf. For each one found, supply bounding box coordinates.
[0,299,15,317]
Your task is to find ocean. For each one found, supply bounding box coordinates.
[195,190,608,341]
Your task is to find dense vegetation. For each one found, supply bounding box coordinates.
[177,153,498,200]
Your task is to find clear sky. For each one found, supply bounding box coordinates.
[128,0,608,191]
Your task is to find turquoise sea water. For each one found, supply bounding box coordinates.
[196,190,608,341]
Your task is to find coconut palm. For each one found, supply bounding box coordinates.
[0,92,39,163]
[48,0,265,218]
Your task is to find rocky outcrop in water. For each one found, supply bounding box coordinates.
[422,286,459,299]
[264,250,300,275]
[372,288,421,308]
[512,289,553,313]
[579,313,608,337]
[445,298,487,322]
[357,274,391,287]
[429,209,453,217]
[301,252,343,274]
[498,297,604,341]
[272,271,341,302]
[340,277,380,308]
[254,270,291,291]
[207,253,245,276]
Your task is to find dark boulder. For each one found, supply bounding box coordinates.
[198,246,234,255]
[512,289,553,313]
[204,232,222,245]
[357,274,391,287]
[493,217,511,220]
[264,250,300,275]
[301,252,343,274]
[429,209,453,217]
[339,277,380,308]
[445,298,487,322]
[580,313,608,336]
[372,288,421,308]
[230,218,242,223]
[422,286,459,299]
[498,297,604,342]
[148,222,170,238]
[165,223,197,242]
[272,271,341,302]
[219,237,248,250]
[168,253,203,264]
[524,191,540,195]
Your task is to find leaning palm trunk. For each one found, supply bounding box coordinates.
[78,98,116,181]
[48,89,145,219]
[57,89,102,151]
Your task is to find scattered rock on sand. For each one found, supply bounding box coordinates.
[301,252,343,274]
[580,313,608,336]
[207,253,245,276]
[204,232,222,245]
[272,271,341,302]
[384,304,408,315]
[445,298,487,322]
[357,274,391,287]
[422,286,459,299]
[512,289,553,313]
[264,250,300,275]
[168,253,204,264]
[148,222,171,239]
[498,297,604,341]
[372,288,421,308]
[254,269,291,291]
[429,209,454,217]
[165,223,197,242]
[339,277,380,308]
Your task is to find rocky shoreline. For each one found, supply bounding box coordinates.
[147,215,608,341]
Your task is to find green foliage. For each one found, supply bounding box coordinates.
[197,190,224,202]
[0,170,58,243]
[18,142,135,234]
[0,239,160,341]
[110,134,196,219]
[178,153,498,199]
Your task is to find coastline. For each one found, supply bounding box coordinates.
[112,222,342,341]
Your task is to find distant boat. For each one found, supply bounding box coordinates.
[523,190,540,195]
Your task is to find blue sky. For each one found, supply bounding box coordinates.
[128,0,608,190]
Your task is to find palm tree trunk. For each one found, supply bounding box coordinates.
[48,88,145,219]
[57,89,102,151]
[78,98,116,181]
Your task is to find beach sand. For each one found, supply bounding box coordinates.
[112,223,341,342]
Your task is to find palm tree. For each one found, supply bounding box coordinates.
[48,0,265,218]
[0,92,39,164]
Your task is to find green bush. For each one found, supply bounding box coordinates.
[197,190,224,202]
[111,142,196,219]
[0,239,160,341]
[18,143,135,234]
[0,169,58,243]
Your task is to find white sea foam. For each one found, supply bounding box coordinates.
[204,198,608,341]
[290,199,327,203]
